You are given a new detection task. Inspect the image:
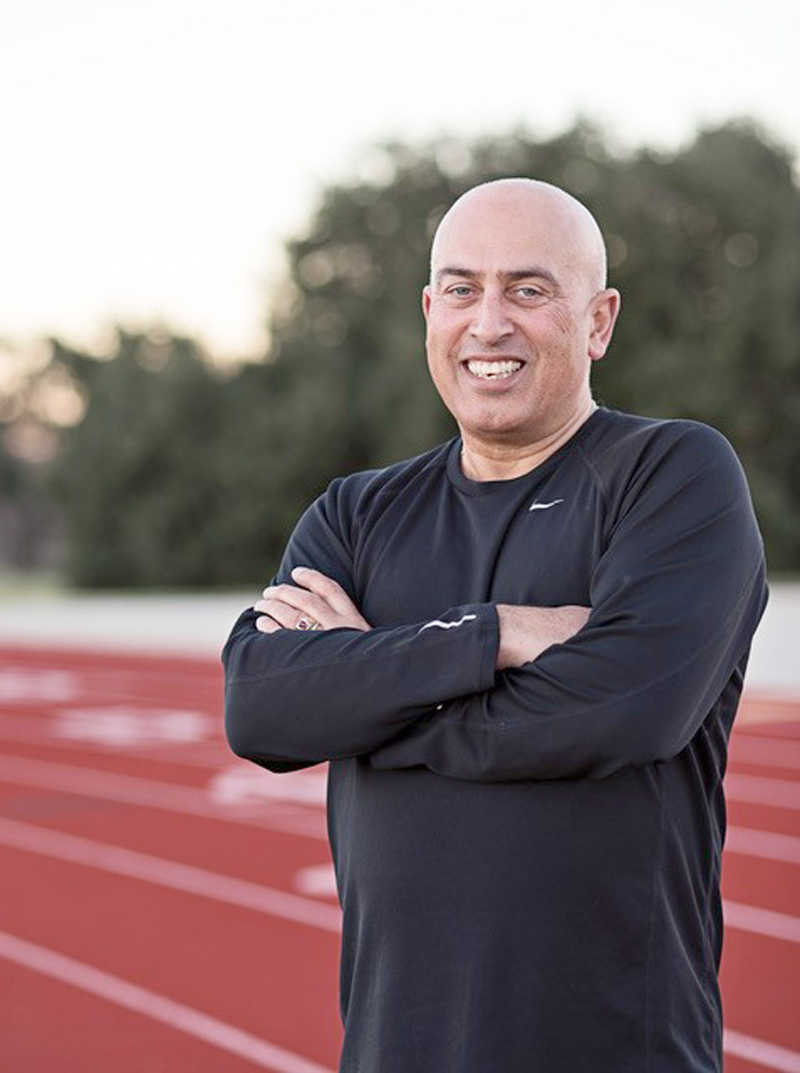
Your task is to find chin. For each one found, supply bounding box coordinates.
[461,417,535,445]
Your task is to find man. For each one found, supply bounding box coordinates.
[223,179,767,1072]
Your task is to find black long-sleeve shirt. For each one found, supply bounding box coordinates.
[223,407,767,1073]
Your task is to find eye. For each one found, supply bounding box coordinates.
[441,284,477,302]
[513,285,543,300]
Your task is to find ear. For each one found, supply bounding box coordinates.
[422,285,432,322]
[588,288,621,362]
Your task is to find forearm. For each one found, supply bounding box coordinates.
[225,573,586,770]
[223,603,499,767]
[369,562,766,781]
[369,429,769,783]
[495,603,591,668]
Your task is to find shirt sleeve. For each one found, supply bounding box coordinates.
[367,424,769,781]
[222,478,499,773]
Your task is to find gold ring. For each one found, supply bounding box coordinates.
[296,615,322,631]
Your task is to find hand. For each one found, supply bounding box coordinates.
[253,567,372,634]
[495,604,590,670]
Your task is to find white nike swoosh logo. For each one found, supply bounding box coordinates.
[529,499,564,511]
[418,613,478,634]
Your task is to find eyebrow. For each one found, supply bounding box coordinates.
[434,266,560,289]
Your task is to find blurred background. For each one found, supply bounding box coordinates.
[1,0,798,592]
[2,4,799,1071]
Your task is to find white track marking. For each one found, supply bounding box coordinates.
[724,1029,800,1072]
[4,753,800,840]
[0,927,797,1073]
[0,668,79,703]
[0,754,328,840]
[294,865,338,898]
[6,817,797,946]
[726,826,800,865]
[0,713,234,767]
[723,901,800,945]
[729,736,800,772]
[209,765,328,806]
[0,818,340,932]
[54,706,212,747]
[726,774,800,811]
[0,931,335,1073]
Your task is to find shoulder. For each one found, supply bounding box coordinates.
[581,408,747,492]
[586,407,736,460]
[312,440,455,536]
[276,441,455,587]
[580,408,756,533]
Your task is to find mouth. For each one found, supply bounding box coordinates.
[463,358,524,381]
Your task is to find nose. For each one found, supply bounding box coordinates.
[469,292,514,345]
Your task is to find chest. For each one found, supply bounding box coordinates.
[354,468,609,626]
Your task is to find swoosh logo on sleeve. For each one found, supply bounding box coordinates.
[528,499,564,511]
[418,613,478,634]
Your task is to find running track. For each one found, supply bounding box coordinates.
[0,645,798,1072]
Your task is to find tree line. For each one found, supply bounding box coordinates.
[3,119,798,586]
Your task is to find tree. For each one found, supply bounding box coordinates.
[47,120,800,585]
[49,331,244,586]
[260,120,800,572]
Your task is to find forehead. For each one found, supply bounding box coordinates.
[431,190,586,282]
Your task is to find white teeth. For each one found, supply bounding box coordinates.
[466,360,522,380]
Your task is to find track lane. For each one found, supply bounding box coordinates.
[1,646,798,1072]
[0,845,342,1068]
[1,954,281,1073]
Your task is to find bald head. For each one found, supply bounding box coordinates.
[430,178,608,296]
[422,175,621,460]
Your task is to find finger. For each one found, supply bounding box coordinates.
[254,599,295,629]
[255,615,281,634]
[259,585,332,622]
[255,598,319,630]
[290,567,359,616]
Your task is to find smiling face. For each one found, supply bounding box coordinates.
[423,180,620,454]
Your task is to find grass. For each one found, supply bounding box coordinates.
[0,568,67,597]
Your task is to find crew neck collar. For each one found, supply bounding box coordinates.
[446,406,606,496]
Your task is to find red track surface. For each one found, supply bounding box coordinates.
[0,645,798,1072]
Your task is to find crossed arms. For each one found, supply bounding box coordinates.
[253,566,590,672]
[223,426,767,782]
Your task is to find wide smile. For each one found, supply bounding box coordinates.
[461,358,525,383]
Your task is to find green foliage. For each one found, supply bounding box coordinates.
[261,120,800,572]
[47,121,800,585]
[49,331,245,586]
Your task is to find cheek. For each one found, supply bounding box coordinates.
[426,318,460,368]
[547,305,578,337]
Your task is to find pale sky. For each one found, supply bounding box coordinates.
[1,0,798,362]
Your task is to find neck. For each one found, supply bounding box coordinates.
[459,400,598,482]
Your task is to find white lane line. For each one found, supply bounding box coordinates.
[726,826,800,865]
[294,864,338,898]
[0,754,328,841]
[724,900,800,945]
[724,1029,800,1072]
[0,818,340,933]
[730,736,800,772]
[0,930,335,1073]
[4,819,795,947]
[726,774,800,811]
[1,933,795,1073]
[0,713,282,771]
[209,765,328,806]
